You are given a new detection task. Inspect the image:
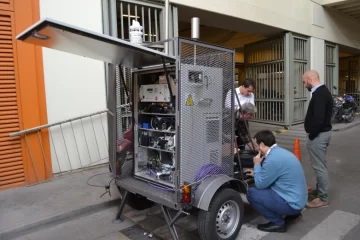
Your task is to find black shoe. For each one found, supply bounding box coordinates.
[257,222,287,233]
[284,213,302,225]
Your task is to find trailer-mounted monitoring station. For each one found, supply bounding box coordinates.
[17,17,252,240]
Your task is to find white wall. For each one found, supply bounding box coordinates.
[171,0,360,50]
[40,0,108,173]
[310,37,325,84]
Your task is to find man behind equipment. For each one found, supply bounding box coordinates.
[225,78,255,109]
[302,70,333,208]
[246,130,307,233]
[235,102,257,150]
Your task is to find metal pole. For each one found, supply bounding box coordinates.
[164,0,169,54]
[191,17,200,40]
[191,17,200,65]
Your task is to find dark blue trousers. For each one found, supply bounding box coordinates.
[247,188,301,225]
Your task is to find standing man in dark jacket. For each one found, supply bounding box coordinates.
[302,70,333,208]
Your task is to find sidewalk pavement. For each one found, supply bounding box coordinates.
[0,165,127,240]
[1,115,359,240]
[250,114,360,133]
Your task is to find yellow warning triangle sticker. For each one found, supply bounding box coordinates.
[185,94,194,106]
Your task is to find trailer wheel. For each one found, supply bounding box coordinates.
[198,188,244,240]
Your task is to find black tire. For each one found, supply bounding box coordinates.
[198,188,244,240]
[331,107,338,123]
[116,186,154,210]
[345,110,355,123]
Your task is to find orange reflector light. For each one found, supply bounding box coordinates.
[182,184,192,203]
[183,184,190,194]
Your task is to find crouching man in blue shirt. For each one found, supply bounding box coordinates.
[246,130,308,233]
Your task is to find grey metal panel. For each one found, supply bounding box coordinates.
[172,6,178,38]
[102,0,110,99]
[102,0,110,35]
[175,38,181,193]
[178,39,235,186]
[110,0,118,37]
[117,177,180,210]
[16,18,175,69]
[192,175,247,211]
[155,9,159,42]
[287,33,294,126]
[120,2,124,39]
[284,33,291,126]
[289,33,310,125]
[108,64,117,177]
[325,42,338,93]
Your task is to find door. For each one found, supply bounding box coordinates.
[287,33,310,125]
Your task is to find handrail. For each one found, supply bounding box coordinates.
[9,109,108,137]
[9,103,133,137]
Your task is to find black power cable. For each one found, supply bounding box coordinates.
[86,172,116,198]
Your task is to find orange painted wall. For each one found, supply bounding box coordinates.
[0,0,52,190]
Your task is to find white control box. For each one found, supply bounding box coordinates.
[139,84,171,102]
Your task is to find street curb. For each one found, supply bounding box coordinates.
[251,128,288,138]
[332,121,360,132]
[272,128,288,135]
[0,198,120,240]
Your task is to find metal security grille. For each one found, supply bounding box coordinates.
[179,39,234,186]
[116,1,163,138]
[115,0,179,138]
[325,42,338,95]
[245,36,285,124]
[245,33,310,126]
[339,56,360,108]
[117,0,178,52]
[289,34,310,125]
[117,0,162,42]
[339,56,359,94]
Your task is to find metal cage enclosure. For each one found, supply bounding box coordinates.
[178,39,235,187]
[112,37,235,190]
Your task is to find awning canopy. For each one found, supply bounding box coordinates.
[16,18,176,69]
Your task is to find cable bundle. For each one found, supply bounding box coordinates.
[194,163,227,182]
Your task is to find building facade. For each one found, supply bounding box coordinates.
[1,0,360,190]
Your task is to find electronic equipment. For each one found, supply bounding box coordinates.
[139,84,171,102]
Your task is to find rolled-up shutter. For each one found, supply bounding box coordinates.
[0,11,25,190]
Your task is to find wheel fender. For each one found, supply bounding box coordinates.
[193,175,248,211]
